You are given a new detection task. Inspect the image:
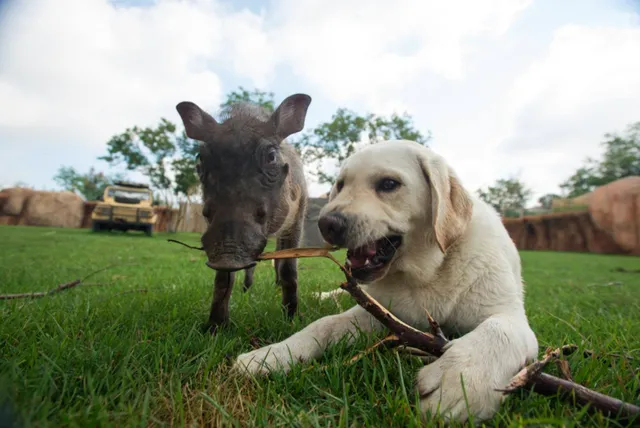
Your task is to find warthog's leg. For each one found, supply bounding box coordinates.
[275,225,302,320]
[208,271,236,333]
[273,258,281,286]
[243,265,256,292]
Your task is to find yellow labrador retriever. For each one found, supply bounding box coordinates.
[233,139,539,423]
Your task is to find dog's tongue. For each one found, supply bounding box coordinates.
[347,243,377,269]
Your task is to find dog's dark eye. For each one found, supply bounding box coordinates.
[377,178,400,192]
[336,180,344,193]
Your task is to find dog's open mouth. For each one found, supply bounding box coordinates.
[346,235,402,282]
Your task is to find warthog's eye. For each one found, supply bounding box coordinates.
[376,178,401,193]
[266,148,277,165]
[336,180,344,193]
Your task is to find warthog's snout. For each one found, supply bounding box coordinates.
[201,221,267,272]
[203,248,262,272]
[205,257,257,272]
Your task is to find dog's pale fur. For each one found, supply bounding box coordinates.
[233,140,539,423]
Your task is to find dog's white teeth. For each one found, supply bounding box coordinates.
[364,259,372,267]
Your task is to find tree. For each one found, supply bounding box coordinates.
[10,181,31,189]
[559,166,598,199]
[294,108,431,185]
[53,166,125,200]
[98,118,178,203]
[559,121,640,198]
[219,86,275,113]
[537,193,560,210]
[476,177,533,216]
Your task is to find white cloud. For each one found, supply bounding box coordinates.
[289,9,640,204]
[269,0,532,105]
[0,0,274,152]
[493,22,640,200]
[1,0,639,208]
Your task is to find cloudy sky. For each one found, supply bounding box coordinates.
[1,0,639,205]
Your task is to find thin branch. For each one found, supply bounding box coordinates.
[424,308,448,344]
[115,289,148,296]
[301,333,402,374]
[556,359,573,381]
[255,247,640,422]
[79,262,138,282]
[498,346,568,393]
[348,333,402,366]
[338,274,448,357]
[532,373,640,420]
[81,282,117,287]
[0,264,134,300]
[0,280,81,300]
[167,239,204,251]
[258,246,340,261]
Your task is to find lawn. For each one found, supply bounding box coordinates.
[0,225,639,427]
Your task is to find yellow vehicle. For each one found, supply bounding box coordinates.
[91,182,157,236]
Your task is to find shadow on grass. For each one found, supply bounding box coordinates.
[89,229,155,239]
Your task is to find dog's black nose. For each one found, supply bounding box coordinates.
[318,212,348,246]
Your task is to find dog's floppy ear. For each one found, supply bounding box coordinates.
[417,150,473,253]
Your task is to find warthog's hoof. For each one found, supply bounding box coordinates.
[202,320,227,335]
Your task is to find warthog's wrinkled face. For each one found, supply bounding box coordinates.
[176,94,312,272]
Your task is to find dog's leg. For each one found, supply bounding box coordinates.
[207,271,236,334]
[233,304,383,375]
[313,288,348,301]
[417,311,538,423]
[243,265,255,292]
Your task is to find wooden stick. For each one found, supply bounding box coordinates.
[0,263,135,300]
[254,246,640,422]
[338,275,448,356]
[498,346,567,393]
[167,239,204,251]
[0,280,81,300]
[347,334,402,365]
[165,242,639,420]
[531,373,640,419]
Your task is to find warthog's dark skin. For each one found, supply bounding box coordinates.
[175,94,311,333]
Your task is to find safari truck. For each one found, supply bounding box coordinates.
[91,182,157,236]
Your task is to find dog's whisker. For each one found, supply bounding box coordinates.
[382,235,400,251]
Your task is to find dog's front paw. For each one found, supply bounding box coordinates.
[232,344,295,376]
[416,342,510,423]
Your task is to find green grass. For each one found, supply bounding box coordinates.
[0,225,639,427]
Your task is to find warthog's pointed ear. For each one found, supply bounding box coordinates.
[176,101,218,141]
[417,148,473,254]
[271,93,312,140]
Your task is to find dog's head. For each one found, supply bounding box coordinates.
[317,140,473,283]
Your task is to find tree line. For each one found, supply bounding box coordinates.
[53,86,640,215]
[476,121,639,216]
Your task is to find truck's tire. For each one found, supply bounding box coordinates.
[91,221,102,232]
[144,225,153,237]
